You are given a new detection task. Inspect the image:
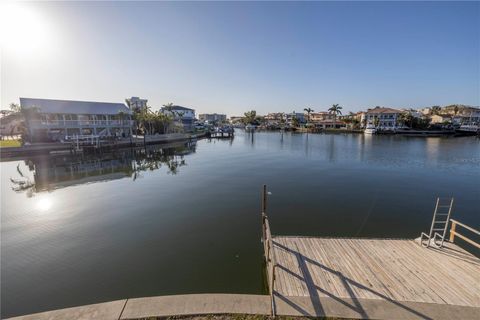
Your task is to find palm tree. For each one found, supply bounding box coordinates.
[162,103,184,124]
[243,110,257,125]
[20,105,40,142]
[431,106,441,115]
[162,103,175,117]
[328,104,343,129]
[304,107,314,125]
[9,103,21,113]
[156,111,173,134]
[291,115,299,128]
[398,112,414,128]
[163,102,174,110]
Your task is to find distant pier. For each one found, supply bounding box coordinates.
[206,129,234,139]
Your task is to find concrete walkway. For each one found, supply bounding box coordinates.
[7,293,480,320]
[121,294,270,319]
[6,294,269,320]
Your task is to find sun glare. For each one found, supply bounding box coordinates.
[0,2,52,57]
[36,197,53,212]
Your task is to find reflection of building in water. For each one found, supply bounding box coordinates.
[16,142,197,193]
[32,153,134,192]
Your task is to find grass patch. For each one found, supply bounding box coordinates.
[0,139,21,148]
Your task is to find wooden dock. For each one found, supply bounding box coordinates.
[261,188,480,319]
[272,237,479,304]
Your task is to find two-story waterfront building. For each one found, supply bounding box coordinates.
[161,105,195,131]
[20,98,133,142]
[285,112,305,125]
[363,107,402,129]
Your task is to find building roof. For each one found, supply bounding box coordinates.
[165,105,194,111]
[19,98,132,115]
[365,107,402,114]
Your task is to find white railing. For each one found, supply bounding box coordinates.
[29,120,134,127]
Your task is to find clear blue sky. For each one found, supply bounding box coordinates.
[1,1,479,115]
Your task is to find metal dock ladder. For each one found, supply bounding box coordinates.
[420,197,454,248]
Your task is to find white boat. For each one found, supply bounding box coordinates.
[245,124,257,131]
[364,123,376,134]
[456,124,479,136]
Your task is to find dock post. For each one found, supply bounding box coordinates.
[262,184,267,214]
[449,220,457,242]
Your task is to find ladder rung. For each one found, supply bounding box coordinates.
[436,214,449,216]
[432,228,445,231]
[434,221,447,224]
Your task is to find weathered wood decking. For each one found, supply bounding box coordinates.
[272,237,480,308]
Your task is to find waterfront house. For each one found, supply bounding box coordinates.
[314,119,347,129]
[308,111,346,129]
[19,98,133,142]
[309,112,334,123]
[363,107,402,129]
[285,112,305,125]
[161,105,195,131]
[430,114,452,124]
[264,113,285,125]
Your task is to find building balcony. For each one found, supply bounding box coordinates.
[29,119,134,128]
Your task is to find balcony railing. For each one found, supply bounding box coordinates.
[29,119,134,127]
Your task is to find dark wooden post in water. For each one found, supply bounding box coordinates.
[261,184,276,317]
[262,184,267,214]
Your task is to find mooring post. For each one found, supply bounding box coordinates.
[449,220,457,242]
[262,184,267,214]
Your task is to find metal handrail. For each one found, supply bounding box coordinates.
[262,213,277,316]
[449,219,480,249]
[261,184,277,317]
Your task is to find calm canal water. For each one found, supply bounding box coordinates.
[1,131,479,318]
